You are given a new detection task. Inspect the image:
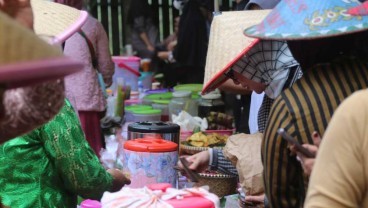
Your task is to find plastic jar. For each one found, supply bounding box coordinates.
[168,90,198,120]
[132,109,162,122]
[122,137,178,188]
[198,91,225,118]
[152,100,170,122]
[125,105,152,122]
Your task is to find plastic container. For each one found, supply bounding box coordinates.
[138,71,153,91]
[143,92,173,105]
[124,99,143,107]
[130,91,139,100]
[112,56,141,91]
[168,90,198,120]
[174,84,203,100]
[131,109,162,122]
[152,100,170,121]
[122,138,178,188]
[198,91,225,118]
[125,105,152,122]
[127,121,180,145]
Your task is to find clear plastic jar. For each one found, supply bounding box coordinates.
[168,90,198,120]
[198,91,225,118]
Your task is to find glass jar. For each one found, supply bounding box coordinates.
[168,90,198,120]
[198,91,225,118]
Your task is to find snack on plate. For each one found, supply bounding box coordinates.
[187,132,228,147]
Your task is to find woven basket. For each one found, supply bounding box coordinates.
[195,172,238,198]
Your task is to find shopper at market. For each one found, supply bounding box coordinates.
[304,89,368,208]
[170,0,212,85]
[127,0,159,59]
[0,99,130,207]
[57,0,115,156]
[242,0,368,207]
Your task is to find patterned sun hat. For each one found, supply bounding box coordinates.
[32,0,88,44]
[202,10,270,95]
[243,0,368,40]
[347,1,368,16]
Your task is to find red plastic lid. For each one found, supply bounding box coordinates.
[124,137,178,152]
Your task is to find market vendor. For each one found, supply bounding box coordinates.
[243,0,368,206]
[0,0,65,142]
[178,0,300,178]
[0,0,88,142]
[0,99,130,207]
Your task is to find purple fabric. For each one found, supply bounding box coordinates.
[64,16,114,111]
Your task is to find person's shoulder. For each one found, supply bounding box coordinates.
[337,89,368,112]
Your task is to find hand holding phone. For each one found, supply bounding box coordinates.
[277,128,315,158]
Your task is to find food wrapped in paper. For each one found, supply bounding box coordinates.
[223,133,264,195]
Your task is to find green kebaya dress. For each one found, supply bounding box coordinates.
[0,100,113,208]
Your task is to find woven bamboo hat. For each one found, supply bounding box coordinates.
[0,11,83,88]
[32,0,88,44]
[202,10,270,95]
[244,0,368,40]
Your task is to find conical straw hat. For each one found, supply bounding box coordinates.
[32,0,88,44]
[202,10,270,95]
[244,0,368,40]
[0,11,83,88]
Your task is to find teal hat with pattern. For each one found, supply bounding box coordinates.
[244,0,368,40]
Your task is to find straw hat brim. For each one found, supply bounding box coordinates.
[202,10,270,95]
[243,0,368,40]
[0,11,83,88]
[32,0,88,44]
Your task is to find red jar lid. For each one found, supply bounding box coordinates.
[124,137,177,152]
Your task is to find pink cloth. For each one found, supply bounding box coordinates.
[78,111,103,156]
[64,15,114,112]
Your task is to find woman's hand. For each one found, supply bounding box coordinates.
[107,169,131,192]
[245,193,265,204]
[177,150,210,173]
[293,131,321,176]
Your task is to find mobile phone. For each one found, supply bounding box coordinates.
[277,128,315,158]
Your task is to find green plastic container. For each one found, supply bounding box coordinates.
[173,84,203,99]
[132,109,162,122]
[125,105,153,122]
[143,92,173,105]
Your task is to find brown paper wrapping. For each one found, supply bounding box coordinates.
[223,133,264,195]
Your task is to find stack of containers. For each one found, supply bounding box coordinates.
[142,92,173,105]
[173,83,203,100]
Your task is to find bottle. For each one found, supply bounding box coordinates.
[198,90,225,118]
[168,90,198,120]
